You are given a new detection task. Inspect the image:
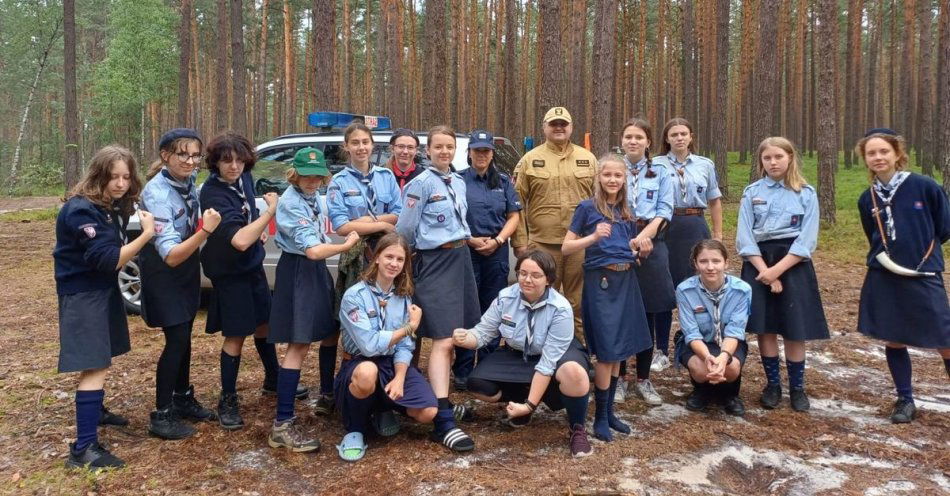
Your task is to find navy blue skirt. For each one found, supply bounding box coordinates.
[139,244,201,328]
[412,245,480,339]
[741,239,830,341]
[634,240,676,313]
[582,267,652,361]
[334,355,437,433]
[666,214,710,287]
[58,286,131,373]
[205,268,272,337]
[268,252,337,344]
[674,332,749,368]
[858,268,950,348]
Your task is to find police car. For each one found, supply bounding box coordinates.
[119,111,523,314]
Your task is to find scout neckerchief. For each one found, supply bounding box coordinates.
[294,186,329,244]
[391,159,417,190]
[110,201,129,244]
[161,167,199,236]
[519,288,549,359]
[698,280,728,346]
[670,153,690,203]
[347,166,379,221]
[624,156,645,203]
[213,172,251,224]
[870,171,935,271]
[430,167,465,225]
[368,281,408,331]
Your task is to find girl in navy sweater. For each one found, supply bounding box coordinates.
[55,146,154,470]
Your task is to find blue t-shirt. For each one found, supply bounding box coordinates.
[568,199,638,269]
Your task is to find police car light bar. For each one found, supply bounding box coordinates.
[307,111,392,131]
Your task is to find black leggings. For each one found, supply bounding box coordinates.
[155,320,193,409]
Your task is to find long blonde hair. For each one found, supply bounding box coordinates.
[754,137,807,192]
[67,145,142,217]
[592,154,634,222]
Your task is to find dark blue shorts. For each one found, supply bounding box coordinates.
[334,355,437,420]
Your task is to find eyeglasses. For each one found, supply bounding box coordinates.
[517,270,546,282]
[175,152,204,164]
[393,145,417,152]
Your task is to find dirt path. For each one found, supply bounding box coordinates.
[0,196,60,215]
[1,218,947,495]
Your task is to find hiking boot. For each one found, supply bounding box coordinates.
[635,379,663,406]
[569,424,593,458]
[650,353,671,373]
[685,385,710,412]
[724,396,746,417]
[217,392,244,430]
[760,384,782,410]
[312,394,335,416]
[148,406,196,440]
[789,388,810,412]
[99,405,130,427]
[261,383,310,400]
[66,441,125,471]
[268,417,320,452]
[613,377,627,403]
[890,398,917,424]
[172,385,216,422]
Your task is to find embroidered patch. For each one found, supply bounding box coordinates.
[790,214,801,226]
[751,197,767,205]
[532,159,545,168]
[79,223,97,239]
[500,317,516,327]
[154,222,165,234]
[914,201,924,210]
[366,309,378,318]
[696,186,705,194]
[329,190,337,202]
[298,218,310,226]
[407,197,417,209]
[646,190,655,200]
[437,214,446,223]
[344,190,361,197]
[348,309,360,323]
[576,160,590,167]
[694,305,707,313]
[429,194,446,202]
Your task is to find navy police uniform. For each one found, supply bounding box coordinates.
[736,177,829,341]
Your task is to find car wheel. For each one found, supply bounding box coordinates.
[118,259,142,315]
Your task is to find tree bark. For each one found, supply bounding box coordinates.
[538,0,561,137]
[590,0,616,156]
[502,0,519,137]
[914,0,934,175]
[844,0,863,168]
[282,0,295,132]
[313,0,335,112]
[937,1,950,193]
[215,0,230,131]
[682,0,697,125]
[750,0,781,179]
[899,0,916,139]
[815,0,838,224]
[64,1,80,190]
[255,0,270,141]
[230,0,247,135]
[177,0,193,127]
[713,0,730,198]
[737,0,758,163]
[423,0,448,127]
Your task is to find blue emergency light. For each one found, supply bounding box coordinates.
[307,111,392,131]
[523,136,534,152]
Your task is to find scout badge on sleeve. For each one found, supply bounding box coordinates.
[869,176,936,277]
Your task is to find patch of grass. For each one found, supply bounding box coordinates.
[0,206,59,222]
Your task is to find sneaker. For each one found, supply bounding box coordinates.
[312,394,335,416]
[66,441,125,471]
[172,385,216,422]
[760,384,782,409]
[635,379,663,406]
[613,377,627,403]
[217,392,244,430]
[453,402,475,422]
[148,406,196,440]
[789,388,810,412]
[261,383,310,401]
[569,424,593,458]
[371,410,401,437]
[453,376,469,392]
[99,405,130,427]
[268,417,321,452]
[724,396,746,417]
[890,398,917,424]
[650,353,671,373]
[685,386,710,412]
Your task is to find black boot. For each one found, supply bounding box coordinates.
[217,392,244,430]
[148,406,196,440]
[685,379,711,412]
[172,385,216,422]
[66,441,125,471]
[98,405,130,427]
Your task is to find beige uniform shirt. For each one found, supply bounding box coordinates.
[512,141,597,247]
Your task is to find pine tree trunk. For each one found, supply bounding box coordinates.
[538,0,561,137]
[282,0,295,132]
[844,0,862,168]
[230,0,247,135]
[502,0,519,137]
[422,0,448,127]
[713,0,730,198]
[936,1,950,193]
[914,0,934,175]
[177,0,193,127]
[865,0,882,131]
[313,0,335,111]
[589,0,616,156]
[215,0,230,131]
[900,0,916,139]
[750,0,781,179]
[682,0,697,125]
[64,2,80,190]
[256,0,270,141]
[815,0,838,224]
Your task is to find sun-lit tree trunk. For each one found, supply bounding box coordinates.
[937,1,950,193]
[750,0,781,179]
[914,0,934,175]
[713,0,730,198]
[177,0,192,127]
[64,2,80,190]
[215,0,230,131]
[230,0,247,135]
[538,0,561,137]
[590,0,616,156]
[313,0,335,113]
[815,0,838,224]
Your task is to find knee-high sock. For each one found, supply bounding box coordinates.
[156,322,192,409]
[220,351,241,394]
[636,347,654,380]
[254,337,279,386]
[433,397,457,435]
[318,345,338,395]
[761,355,781,386]
[786,358,806,390]
[174,322,194,394]
[607,376,630,434]
[592,387,612,441]
[75,389,104,451]
[275,367,301,422]
[654,311,673,356]
[561,392,589,427]
[885,346,913,402]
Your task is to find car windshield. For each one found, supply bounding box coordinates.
[253,144,351,195]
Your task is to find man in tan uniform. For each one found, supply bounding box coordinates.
[512,106,596,341]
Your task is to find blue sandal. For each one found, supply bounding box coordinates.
[336,432,367,462]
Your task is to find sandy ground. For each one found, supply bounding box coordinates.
[0,216,947,495]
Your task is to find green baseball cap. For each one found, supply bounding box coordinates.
[292,147,330,176]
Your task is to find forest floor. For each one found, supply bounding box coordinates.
[0,213,948,496]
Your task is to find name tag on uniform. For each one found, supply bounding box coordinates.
[576,160,590,167]
[501,315,516,327]
[532,160,545,168]
[366,310,378,318]
[344,190,361,197]
[752,198,767,205]
[429,194,446,202]
[694,305,707,313]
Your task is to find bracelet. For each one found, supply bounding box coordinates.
[525,399,538,412]
[494,237,503,246]
[723,350,734,365]
[201,227,212,235]
[404,323,417,340]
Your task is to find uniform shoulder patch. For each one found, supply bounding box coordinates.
[348,309,361,323]
[532,159,545,168]
[78,223,97,239]
[576,160,591,166]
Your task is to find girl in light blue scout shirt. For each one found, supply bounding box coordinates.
[675,240,752,417]
[336,233,458,461]
[323,122,403,416]
[140,129,220,440]
[453,249,594,458]
[267,148,360,452]
[619,117,674,406]
[563,154,651,442]
[737,137,829,413]
[395,125,478,452]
